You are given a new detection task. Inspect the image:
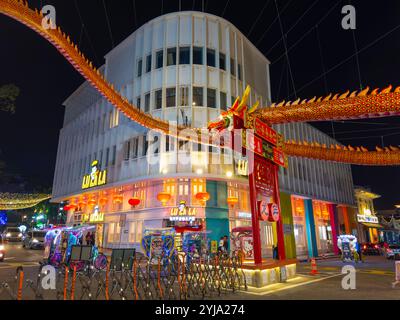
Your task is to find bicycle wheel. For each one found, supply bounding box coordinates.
[94,254,107,270]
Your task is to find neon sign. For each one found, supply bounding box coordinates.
[82,160,107,190]
[89,205,104,223]
[170,201,197,222]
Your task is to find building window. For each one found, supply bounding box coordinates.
[193,46,203,65]
[128,221,143,243]
[179,46,190,64]
[166,135,175,152]
[155,50,163,69]
[166,87,176,108]
[105,148,110,167]
[146,54,152,73]
[136,96,141,110]
[230,58,235,76]
[131,137,139,159]
[219,53,226,71]
[144,92,150,112]
[137,59,142,77]
[108,223,121,243]
[238,63,242,81]
[207,88,217,108]
[192,179,205,205]
[207,48,216,67]
[142,135,148,156]
[220,91,227,110]
[109,109,119,128]
[179,86,189,106]
[152,136,160,154]
[193,86,203,106]
[111,145,116,166]
[124,141,131,161]
[167,47,177,66]
[155,89,162,109]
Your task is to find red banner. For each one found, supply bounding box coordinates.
[254,118,278,146]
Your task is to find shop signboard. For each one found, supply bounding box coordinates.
[170,201,197,222]
[89,205,104,223]
[357,214,379,224]
[82,160,107,190]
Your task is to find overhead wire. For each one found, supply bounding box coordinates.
[255,0,295,47]
[73,0,100,66]
[265,0,320,56]
[221,0,230,18]
[102,0,115,48]
[287,20,400,98]
[274,0,297,99]
[246,0,272,38]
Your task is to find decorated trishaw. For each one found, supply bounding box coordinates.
[44,225,107,270]
[337,234,360,262]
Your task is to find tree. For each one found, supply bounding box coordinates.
[0,84,20,114]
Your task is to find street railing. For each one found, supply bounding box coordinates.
[0,253,247,300]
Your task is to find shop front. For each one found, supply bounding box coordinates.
[313,201,333,254]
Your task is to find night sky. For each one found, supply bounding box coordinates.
[0,0,399,209]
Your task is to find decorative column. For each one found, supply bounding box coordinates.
[274,166,286,260]
[328,204,339,255]
[342,206,351,234]
[304,199,318,258]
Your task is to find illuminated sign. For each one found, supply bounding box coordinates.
[82,160,107,190]
[170,201,197,222]
[89,205,104,223]
[357,214,378,224]
[238,212,252,219]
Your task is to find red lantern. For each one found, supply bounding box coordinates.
[63,205,71,211]
[128,197,141,207]
[195,192,210,202]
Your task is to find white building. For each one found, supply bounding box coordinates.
[52,11,355,258]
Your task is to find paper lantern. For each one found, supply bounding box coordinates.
[157,192,171,206]
[128,197,141,207]
[99,197,108,205]
[113,195,123,204]
[63,205,71,211]
[227,196,239,206]
[88,198,97,206]
[195,192,210,202]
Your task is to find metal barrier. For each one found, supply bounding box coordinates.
[0,252,246,300]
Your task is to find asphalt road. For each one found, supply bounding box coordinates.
[0,241,44,266]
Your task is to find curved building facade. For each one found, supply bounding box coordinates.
[52,11,355,258]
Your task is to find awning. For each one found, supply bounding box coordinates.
[361,222,384,228]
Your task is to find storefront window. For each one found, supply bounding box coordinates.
[167,48,177,66]
[107,223,121,243]
[128,220,143,243]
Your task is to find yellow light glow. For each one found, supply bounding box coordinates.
[226,171,233,178]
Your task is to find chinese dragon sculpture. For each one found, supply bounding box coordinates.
[1,0,400,166]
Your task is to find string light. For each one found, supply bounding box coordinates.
[0,193,51,210]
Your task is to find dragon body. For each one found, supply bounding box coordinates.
[1,0,400,165]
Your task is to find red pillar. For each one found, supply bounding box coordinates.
[274,166,286,260]
[249,171,262,265]
[328,204,339,255]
